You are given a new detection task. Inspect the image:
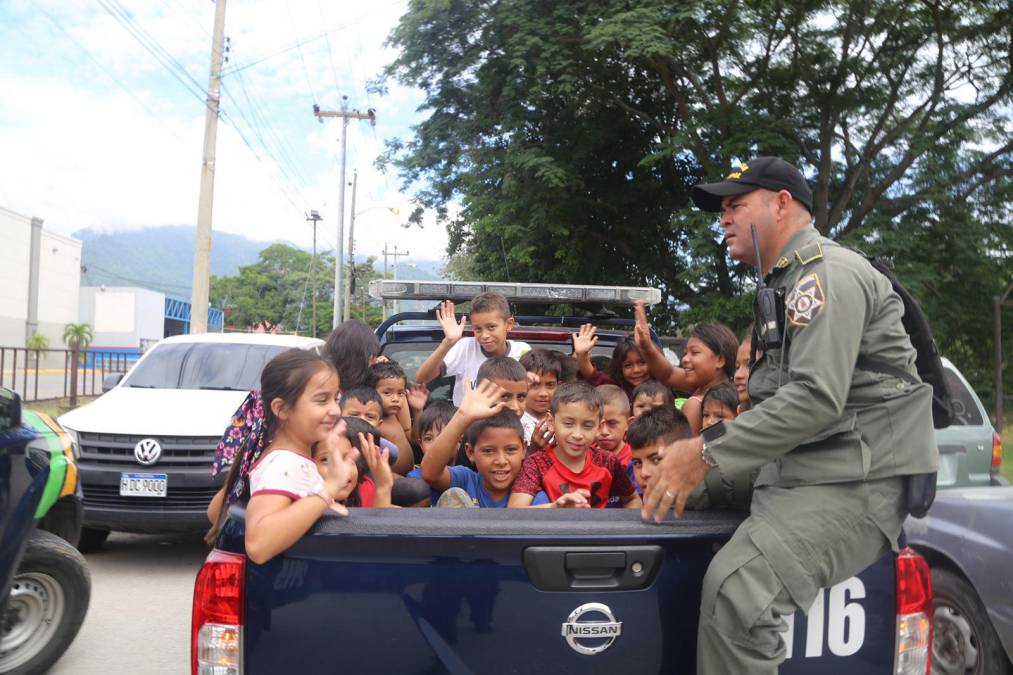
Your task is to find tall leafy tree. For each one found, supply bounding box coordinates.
[383,0,1011,396]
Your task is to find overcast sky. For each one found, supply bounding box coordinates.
[0,0,448,261]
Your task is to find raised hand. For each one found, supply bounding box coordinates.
[572,323,599,357]
[359,432,393,490]
[458,379,506,420]
[321,420,358,516]
[407,382,430,413]
[554,489,591,509]
[633,301,653,351]
[436,300,467,343]
[528,414,553,452]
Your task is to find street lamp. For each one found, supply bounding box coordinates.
[344,196,400,322]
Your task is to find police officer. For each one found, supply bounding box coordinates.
[641,157,939,673]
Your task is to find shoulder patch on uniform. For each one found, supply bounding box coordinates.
[794,241,824,266]
[785,273,825,327]
[775,256,790,269]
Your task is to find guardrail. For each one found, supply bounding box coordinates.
[0,347,135,403]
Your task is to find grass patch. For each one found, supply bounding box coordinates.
[26,396,98,419]
[1001,421,1013,485]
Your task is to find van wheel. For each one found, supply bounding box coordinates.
[76,527,110,553]
[931,567,1013,675]
[0,530,91,674]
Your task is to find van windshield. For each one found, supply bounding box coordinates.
[123,343,291,390]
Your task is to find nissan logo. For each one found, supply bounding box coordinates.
[561,603,622,655]
[134,438,162,465]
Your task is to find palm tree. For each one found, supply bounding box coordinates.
[25,333,49,365]
[62,323,94,357]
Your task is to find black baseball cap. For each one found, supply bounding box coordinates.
[691,156,813,213]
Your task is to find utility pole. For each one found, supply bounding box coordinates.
[190,0,227,335]
[313,98,375,329]
[382,244,409,318]
[306,210,323,337]
[343,170,358,322]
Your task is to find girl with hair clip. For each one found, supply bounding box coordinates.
[205,349,375,564]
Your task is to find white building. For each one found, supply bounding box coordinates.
[0,206,82,348]
[78,286,166,352]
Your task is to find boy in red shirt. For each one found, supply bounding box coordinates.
[509,382,641,509]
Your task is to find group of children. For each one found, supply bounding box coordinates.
[207,290,755,563]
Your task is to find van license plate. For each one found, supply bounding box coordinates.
[120,473,167,497]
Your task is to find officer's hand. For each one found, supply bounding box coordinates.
[641,436,710,523]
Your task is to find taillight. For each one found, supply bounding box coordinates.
[192,549,245,675]
[992,431,1002,471]
[895,547,932,675]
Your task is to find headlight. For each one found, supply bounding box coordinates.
[63,427,81,459]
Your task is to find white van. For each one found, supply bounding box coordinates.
[59,332,324,551]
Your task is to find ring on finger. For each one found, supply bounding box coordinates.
[664,489,675,500]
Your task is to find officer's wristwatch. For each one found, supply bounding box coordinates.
[699,421,724,468]
[700,441,719,468]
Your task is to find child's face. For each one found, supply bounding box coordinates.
[734,340,751,405]
[631,441,663,488]
[374,377,407,417]
[470,310,514,356]
[419,424,445,457]
[465,426,524,497]
[278,368,341,445]
[681,337,726,389]
[340,398,383,427]
[621,349,650,387]
[489,377,527,416]
[552,401,602,462]
[595,403,629,453]
[526,370,558,417]
[702,399,737,429]
[314,435,358,501]
[632,393,665,417]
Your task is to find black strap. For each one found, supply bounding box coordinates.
[854,356,919,386]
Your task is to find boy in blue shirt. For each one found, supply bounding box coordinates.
[419,380,525,508]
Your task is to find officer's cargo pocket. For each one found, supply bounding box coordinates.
[777,414,871,486]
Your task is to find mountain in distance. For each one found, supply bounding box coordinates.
[74,225,447,300]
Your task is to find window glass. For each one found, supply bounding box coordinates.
[943,368,984,426]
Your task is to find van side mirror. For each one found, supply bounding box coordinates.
[103,373,125,393]
[0,388,22,431]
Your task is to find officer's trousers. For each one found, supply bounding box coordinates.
[696,477,906,674]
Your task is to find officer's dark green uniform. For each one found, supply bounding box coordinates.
[689,158,938,673]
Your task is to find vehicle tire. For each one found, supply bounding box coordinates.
[75,527,109,553]
[931,567,1013,675]
[0,529,91,675]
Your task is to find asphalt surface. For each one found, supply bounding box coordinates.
[49,532,208,675]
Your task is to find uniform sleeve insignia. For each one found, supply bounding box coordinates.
[785,273,825,327]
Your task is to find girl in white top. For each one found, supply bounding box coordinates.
[219,349,359,564]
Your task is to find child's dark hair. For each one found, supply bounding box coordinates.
[324,320,380,390]
[470,292,511,319]
[631,380,675,409]
[367,361,407,388]
[703,382,739,415]
[519,348,562,379]
[465,408,525,447]
[476,355,527,384]
[608,334,642,386]
[596,384,630,416]
[553,352,579,383]
[690,321,738,380]
[415,400,457,439]
[340,386,383,411]
[627,407,692,450]
[206,349,335,544]
[550,381,604,416]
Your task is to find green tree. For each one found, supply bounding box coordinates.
[383,0,1012,393]
[62,323,93,363]
[25,333,49,362]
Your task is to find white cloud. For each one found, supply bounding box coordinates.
[0,0,444,260]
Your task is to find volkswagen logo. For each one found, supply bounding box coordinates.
[134,438,162,465]
[561,603,622,655]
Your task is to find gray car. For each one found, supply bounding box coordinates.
[935,357,1002,489]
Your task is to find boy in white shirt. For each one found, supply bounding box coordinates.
[415,292,530,405]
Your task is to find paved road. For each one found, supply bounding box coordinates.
[50,532,208,675]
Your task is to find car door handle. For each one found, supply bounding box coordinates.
[523,546,662,591]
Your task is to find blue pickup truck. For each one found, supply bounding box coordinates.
[193,282,934,675]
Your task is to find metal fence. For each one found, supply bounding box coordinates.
[0,347,135,403]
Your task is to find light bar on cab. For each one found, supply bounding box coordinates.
[368,280,662,306]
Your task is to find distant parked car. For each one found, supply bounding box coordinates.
[935,357,1003,489]
[0,387,90,674]
[58,333,325,551]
